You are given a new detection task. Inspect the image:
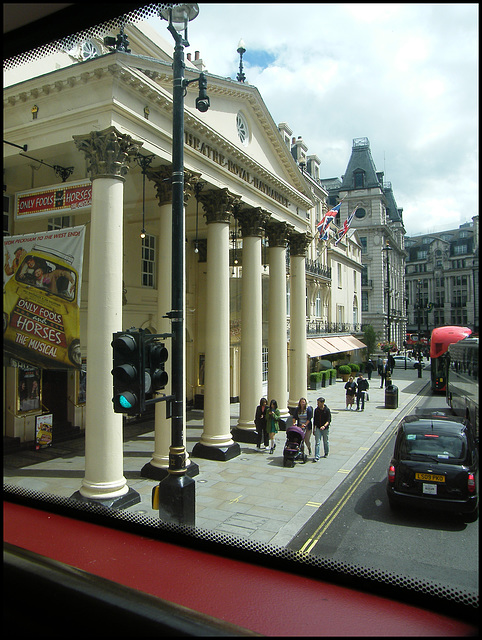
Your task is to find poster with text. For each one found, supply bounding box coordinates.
[4,225,86,369]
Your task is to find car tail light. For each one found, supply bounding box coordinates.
[467,473,476,493]
[388,465,396,484]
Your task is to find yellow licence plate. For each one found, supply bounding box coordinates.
[415,473,445,483]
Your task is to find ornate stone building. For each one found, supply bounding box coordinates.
[4,19,363,503]
[405,217,479,337]
[322,137,406,348]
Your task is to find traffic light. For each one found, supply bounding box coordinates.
[111,330,144,415]
[144,337,168,399]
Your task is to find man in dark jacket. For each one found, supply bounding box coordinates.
[356,374,369,411]
[313,397,331,461]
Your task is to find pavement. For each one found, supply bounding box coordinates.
[4,368,430,547]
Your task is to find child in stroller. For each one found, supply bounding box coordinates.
[283,422,308,467]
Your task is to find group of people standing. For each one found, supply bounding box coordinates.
[255,396,331,461]
[344,373,369,411]
[254,355,394,462]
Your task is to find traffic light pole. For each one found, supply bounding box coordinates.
[157,23,195,526]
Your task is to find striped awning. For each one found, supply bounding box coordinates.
[306,336,366,357]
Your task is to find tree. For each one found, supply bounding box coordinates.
[362,324,378,358]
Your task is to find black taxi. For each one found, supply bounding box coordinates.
[387,415,478,521]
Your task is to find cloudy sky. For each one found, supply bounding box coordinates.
[150,3,478,236]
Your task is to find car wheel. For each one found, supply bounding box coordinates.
[387,495,399,511]
[462,507,478,523]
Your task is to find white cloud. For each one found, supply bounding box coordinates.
[148,3,478,236]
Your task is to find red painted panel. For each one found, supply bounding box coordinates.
[3,501,475,636]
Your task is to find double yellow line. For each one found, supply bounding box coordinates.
[300,423,399,555]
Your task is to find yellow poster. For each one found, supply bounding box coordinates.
[3,226,86,369]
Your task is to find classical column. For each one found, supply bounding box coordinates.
[232,206,270,443]
[288,232,311,410]
[71,125,141,508]
[192,188,240,461]
[266,220,290,419]
[138,166,199,480]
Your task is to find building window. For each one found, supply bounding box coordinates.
[48,215,71,230]
[3,194,11,236]
[354,171,364,189]
[453,244,467,255]
[360,237,367,254]
[262,347,268,382]
[337,263,342,288]
[362,290,369,312]
[416,250,428,260]
[355,207,366,219]
[141,234,156,288]
[315,292,321,317]
[236,111,249,146]
[354,270,357,291]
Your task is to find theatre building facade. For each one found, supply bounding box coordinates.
[4,22,364,499]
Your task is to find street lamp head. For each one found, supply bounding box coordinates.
[159,3,199,33]
[237,39,246,55]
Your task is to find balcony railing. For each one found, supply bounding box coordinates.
[305,259,331,279]
[306,320,362,335]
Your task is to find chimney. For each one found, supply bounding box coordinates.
[187,53,192,61]
[195,51,200,60]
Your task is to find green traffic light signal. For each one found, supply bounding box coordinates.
[111,330,143,414]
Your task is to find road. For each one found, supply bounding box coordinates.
[288,382,479,596]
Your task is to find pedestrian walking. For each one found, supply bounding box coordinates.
[313,397,331,461]
[365,358,374,380]
[356,373,369,411]
[344,376,356,410]
[379,359,388,388]
[293,397,313,458]
[377,355,383,377]
[266,399,281,454]
[254,397,268,450]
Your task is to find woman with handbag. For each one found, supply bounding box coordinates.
[266,399,281,454]
[293,397,313,458]
[254,397,268,450]
[344,376,357,410]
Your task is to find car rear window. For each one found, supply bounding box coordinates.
[400,433,467,463]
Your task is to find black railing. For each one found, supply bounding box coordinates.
[305,259,331,279]
[306,320,362,335]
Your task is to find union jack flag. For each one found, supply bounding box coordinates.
[334,207,357,245]
[317,203,340,241]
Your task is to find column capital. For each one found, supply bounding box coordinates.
[265,220,291,248]
[199,188,239,224]
[184,170,203,205]
[145,164,173,206]
[235,206,270,238]
[73,126,142,180]
[289,231,312,257]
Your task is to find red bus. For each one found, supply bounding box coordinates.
[430,325,472,392]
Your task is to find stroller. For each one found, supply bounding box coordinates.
[283,423,308,467]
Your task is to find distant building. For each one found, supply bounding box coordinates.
[322,137,406,348]
[404,216,479,337]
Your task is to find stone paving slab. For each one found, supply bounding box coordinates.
[4,369,429,547]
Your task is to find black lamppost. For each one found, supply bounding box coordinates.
[157,2,206,526]
[382,241,393,345]
[416,279,423,378]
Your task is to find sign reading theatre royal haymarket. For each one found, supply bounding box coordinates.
[15,180,92,220]
[184,132,290,208]
[4,226,86,369]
